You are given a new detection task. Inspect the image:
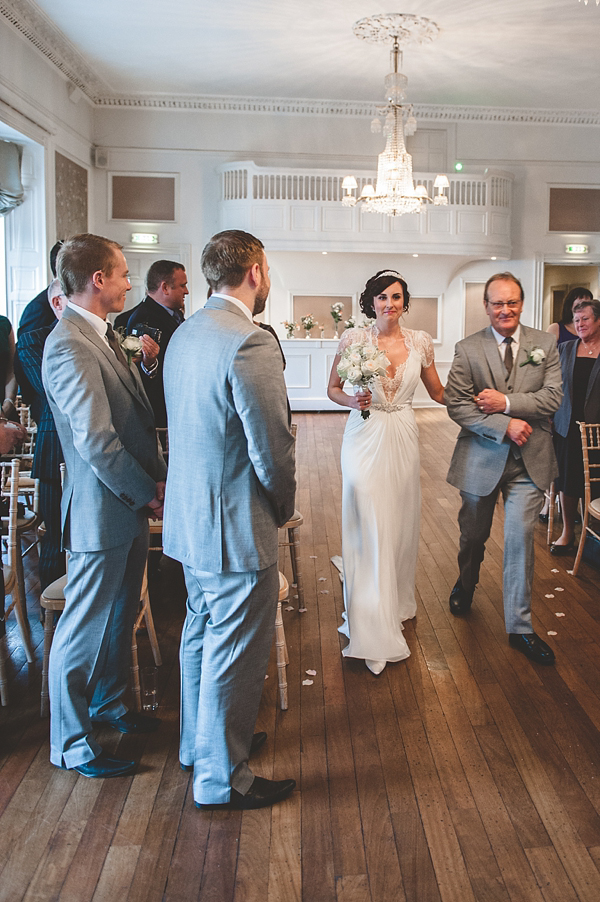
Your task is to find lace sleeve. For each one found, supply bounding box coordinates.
[336,327,366,355]
[412,330,435,368]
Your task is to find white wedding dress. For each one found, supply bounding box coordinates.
[337,325,434,664]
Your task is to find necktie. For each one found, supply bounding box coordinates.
[503,336,513,378]
[173,309,184,326]
[105,322,131,372]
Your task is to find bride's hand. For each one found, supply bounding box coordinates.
[351,389,372,412]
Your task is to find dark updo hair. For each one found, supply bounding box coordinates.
[562,287,593,325]
[359,270,410,319]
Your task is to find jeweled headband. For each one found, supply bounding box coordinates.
[376,270,404,280]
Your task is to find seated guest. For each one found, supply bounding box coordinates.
[551,298,600,554]
[0,313,19,422]
[125,261,188,427]
[15,279,67,589]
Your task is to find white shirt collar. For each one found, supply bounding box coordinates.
[210,292,253,322]
[491,323,521,347]
[67,300,109,343]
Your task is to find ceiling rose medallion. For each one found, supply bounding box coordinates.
[342,13,449,216]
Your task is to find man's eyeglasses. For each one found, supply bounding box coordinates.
[486,301,521,311]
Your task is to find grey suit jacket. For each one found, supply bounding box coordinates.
[42,305,167,552]
[553,338,600,437]
[446,324,562,495]
[162,296,296,573]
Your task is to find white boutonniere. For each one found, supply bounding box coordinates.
[115,328,143,366]
[520,347,546,367]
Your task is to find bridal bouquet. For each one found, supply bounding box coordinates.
[337,339,389,419]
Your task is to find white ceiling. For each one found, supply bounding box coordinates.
[16,0,600,110]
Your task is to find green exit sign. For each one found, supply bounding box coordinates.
[565,244,589,254]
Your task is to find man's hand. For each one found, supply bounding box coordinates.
[474,389,508,414]
[140,334,160,369]
[0,420,28,455]
[146,480,166,520]
[506,418,532,447]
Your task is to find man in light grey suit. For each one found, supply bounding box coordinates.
[42,234,167,778]
[163,230,296,810]
[445,272,562,664]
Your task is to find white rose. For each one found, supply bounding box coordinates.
[121,335,142,353]
[530,348,545,364]
[348,350,362,365]
[361,359,378,376]
[347,365,362,383]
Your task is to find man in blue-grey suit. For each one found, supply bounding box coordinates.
[163,230,296,810]
[445,272,562,665]
[42,234,167,778]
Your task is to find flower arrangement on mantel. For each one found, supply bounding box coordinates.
[300,314,318,338]
[330,302,344,337]
[282,320,299,339]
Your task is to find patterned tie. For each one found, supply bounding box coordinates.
[105,322,131,373]
[173,309,185,326]
[503,336,514,378]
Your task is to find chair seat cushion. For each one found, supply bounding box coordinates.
[590,499,600,519]
[41,574,67,604]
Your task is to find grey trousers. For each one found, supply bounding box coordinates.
[179,562,278,805]
[457,455,544,634]
[49,523,149,768]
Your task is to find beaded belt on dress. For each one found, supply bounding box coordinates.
[369,401,410,413]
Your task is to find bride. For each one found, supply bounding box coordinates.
[327,270,445,675]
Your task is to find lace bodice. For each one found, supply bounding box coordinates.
[337,325,434,403]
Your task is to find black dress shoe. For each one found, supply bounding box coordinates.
[180,731,267,772]
[509,632,555,665]
[550,543,575,556]
[71,753,136,778]
[449,579,473,616]
[91,710,161,733]
[195,775,296,810]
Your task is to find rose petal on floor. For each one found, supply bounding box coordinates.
[545,594,554,598]
[319,590,329,594]
[302,679,314,686]
[547,630,558,636]
[298,607,307,613]
[285,605,294,611]
[306,669,317,676]
[318,577,327,582]
[554,587,564,592]
[551,568,559,573]
[555,612,565,617]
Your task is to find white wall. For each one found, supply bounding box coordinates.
[4,19,600,387]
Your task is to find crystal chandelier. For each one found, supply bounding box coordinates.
[342,14,443,216]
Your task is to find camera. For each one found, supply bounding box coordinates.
[130,323,162,344]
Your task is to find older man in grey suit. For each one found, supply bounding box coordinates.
[42,234,167,778]
[445,272,562,664]
[163,230,296,810]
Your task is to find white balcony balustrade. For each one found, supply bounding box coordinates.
[218,162,513,257]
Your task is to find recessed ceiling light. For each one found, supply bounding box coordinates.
[491,256,497,260]
[322,251,328,255]
[413,254,418,257]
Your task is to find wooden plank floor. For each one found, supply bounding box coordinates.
[1,409,600,902]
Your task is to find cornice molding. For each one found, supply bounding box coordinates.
[94,94,600,126]
[2,0,600,127]
[0,0,111,100]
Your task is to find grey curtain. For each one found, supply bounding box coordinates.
[0,141,24,216]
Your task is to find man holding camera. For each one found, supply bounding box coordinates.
[125,260,189,427]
